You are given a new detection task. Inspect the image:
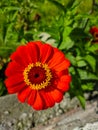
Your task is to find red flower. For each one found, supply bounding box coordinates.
[90,26,98,35]
[90,26,98,42]
[5,41,71,110]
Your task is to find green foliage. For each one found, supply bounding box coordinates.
[0,0,98,109]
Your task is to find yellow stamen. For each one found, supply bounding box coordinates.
[23,62,52,90]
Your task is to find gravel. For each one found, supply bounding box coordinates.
[73,122,98,130]
[0,92,98,130]
[0,93,80,130]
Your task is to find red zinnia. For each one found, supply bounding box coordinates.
[5,41,71,110]
[90,26,98,42]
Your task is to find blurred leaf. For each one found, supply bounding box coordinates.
[88,44,98,53]
[0,84,5,96]
[70,27,87,41]
[77,60,87,67]
[59,37,74,50]
[47,0,66,13]
[69,66,76,75]
[77,69,98,80]
[77,95,86,109]
[62,26,72,37]
[84,55,96,72]
[0,78,7,96]
[66,0,75,9]
[3,6,20,11]
[71,0,82,10]
[82,83,94,91]
[0,47,13,57]
[66,53,77,66]
[59,26,74,50]
[4,24,18,45]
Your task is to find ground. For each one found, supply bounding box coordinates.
[0,92,98,130]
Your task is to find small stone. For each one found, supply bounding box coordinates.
[17,122,23,128]
[29,113,33,119]
[4,111,9,115]
[7,121,12,127]
[26,122,31,127]
[58,109,63,114]
[49,115,53,118]
[12,119,17,124]
[56,112,60,116]
[19,113,27,120]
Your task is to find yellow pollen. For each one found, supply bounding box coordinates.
[23,62,52,90]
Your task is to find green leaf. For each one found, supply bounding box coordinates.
[77,95,86,109]
[66,53,77,66]
[0,47,12,57]
[59,37,74,50]
[77,69,98,80]
[88,44,98,53]
[84,55,96,72]
[66,0,75,9]
[77,60,87,67]
[59,26,74,50]
[47,0,67,13]
[3,6,20,11]
[69,27,87,41]
[82,83,94,91]
[4,23,18,45]
[69,66,76,75]
[69,80,86,109]
[63,26,72,36]
[0,80,7,96]
[76,56,87,67]
[71,0,82,10]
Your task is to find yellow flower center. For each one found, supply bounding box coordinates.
[23,62,52,90]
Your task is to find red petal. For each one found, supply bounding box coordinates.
[5,74,23,87]
[27,90,36,105]
[28,41,42,47]
[50,88,63,103]
[5,61,24,77]
[7,82,26,94]
[57,81,70,92]
[27,42,40,63]
[48,49,70,71]
[54,60,70,72]
[10,45,33,66]
[60,75,71,82]
[48,51,64,67]
[58,70,69,77]
[18,86,32,103]
[32,92,44,110]
[90,26,98,35]
[57,75,71,92]
[40,90,55,108]
[40,44,54,63]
